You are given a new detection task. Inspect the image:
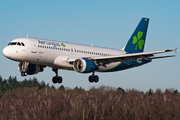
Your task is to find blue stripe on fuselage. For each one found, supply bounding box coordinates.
[102,59,151,72]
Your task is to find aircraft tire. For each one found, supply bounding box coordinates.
[21,72,24,76]
[21,72,27,76]
[52,76,58,83]
[94,75,99,83]
[57,76,63,83]
[24,72,27,76]
[88,76,93,83]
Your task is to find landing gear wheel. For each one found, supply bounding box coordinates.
[21,72,24,76]
[21,72,27,76]
[88,72,99,83]
[94,75,99,83]
[89,76,93,83]
[52,76,63,84]
[57,76,62,83]
[24,72,27,76]
[52,68,63,84]
[52,76,58,83]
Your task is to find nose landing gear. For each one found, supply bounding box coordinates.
[52,68,63,84]
[21,62,29,76]
[88,72,99,83]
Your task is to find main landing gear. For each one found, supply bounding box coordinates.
[52,69,99,84]
[88,72,99,83]
[52,68,63,84]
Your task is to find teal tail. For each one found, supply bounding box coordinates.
[124,18,149,53]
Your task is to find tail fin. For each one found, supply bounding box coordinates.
[124,18,149,53]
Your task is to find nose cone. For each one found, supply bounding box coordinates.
[3,47,11,58]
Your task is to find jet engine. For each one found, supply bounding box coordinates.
[73,59,97,73]
[18,62,44,75]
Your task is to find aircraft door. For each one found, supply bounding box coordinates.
[71,48,77,55]
[30,39,37,53]
[74,48,77,55]
[71,48,73,55]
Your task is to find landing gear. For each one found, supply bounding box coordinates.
[52,68,63,84]
[21,62,29,77]
[52,76,62,83]
[88,72,99,83]
[21,72,27,76]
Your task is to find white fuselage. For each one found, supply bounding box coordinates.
[3,38,125,72]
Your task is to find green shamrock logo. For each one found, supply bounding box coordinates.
[61,43,65,47]
[132,31,144,50]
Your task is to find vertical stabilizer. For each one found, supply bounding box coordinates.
[124,18,149,53]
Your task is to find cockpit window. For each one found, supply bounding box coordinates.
[8,42,25,46]
[11,42,17,45]
[21,42,25,46]
[17,42,21,46]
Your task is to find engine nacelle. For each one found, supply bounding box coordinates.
[73,59,97,73]
[18,62,43,75]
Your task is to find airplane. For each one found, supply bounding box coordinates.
[2,18,177,84]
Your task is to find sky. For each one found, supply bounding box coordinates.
[0,0,179,92]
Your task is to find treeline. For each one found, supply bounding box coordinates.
[0,76,56,95]
[0,76,180,120]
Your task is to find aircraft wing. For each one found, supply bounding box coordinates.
[88,48,177,64]
[67,48,177,65]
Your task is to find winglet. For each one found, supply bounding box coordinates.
[174,47,178,53]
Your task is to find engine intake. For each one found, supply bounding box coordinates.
[73,59,97,73]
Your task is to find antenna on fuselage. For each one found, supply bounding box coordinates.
[26,35,28,38]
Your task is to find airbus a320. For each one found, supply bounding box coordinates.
[2,18,177,84]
